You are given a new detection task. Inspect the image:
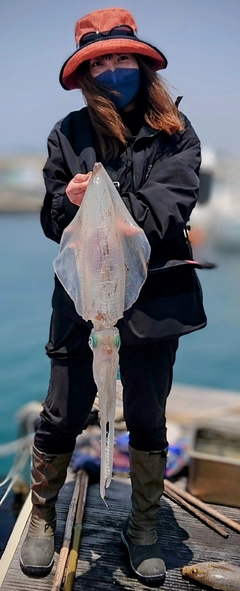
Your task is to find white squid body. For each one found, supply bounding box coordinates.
[53,163,151,499]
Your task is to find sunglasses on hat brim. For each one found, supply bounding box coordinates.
[77,25,136,49]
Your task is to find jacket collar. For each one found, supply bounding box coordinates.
[134,124,160,142]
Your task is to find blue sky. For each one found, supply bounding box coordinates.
[1,0,239,157]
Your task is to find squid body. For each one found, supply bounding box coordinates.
[53,162,151,499]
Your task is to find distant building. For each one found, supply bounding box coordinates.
[0,154,45,212]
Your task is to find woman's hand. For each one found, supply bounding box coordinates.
[66,172,92,206]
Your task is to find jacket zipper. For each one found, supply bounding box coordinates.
[145,164,153,181]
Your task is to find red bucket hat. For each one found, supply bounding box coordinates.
[59,7,167,90]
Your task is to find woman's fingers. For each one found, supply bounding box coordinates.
[116,219,142,236]
[66,172,92,205]
[74,172,92,183]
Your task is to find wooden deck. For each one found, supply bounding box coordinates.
[1,476,240,591]
[1,383,240,590]
[166,382,240,425]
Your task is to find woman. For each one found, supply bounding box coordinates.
[20,7,206,586]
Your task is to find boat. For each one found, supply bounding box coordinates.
[1,383,240,589]
[190,150,240,251]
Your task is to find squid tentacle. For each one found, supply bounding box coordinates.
[89,327,120,499]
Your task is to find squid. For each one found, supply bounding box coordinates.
[53,163,151,499]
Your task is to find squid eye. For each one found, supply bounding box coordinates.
[114,333,121,348]
[89,333,98,348]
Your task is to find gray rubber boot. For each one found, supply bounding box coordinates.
[20,445,72,577]
[121,445,167,586]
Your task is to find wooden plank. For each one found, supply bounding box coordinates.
[0,493,31,587]
[2,476,240,591]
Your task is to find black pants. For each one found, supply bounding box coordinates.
[34,310,178,454]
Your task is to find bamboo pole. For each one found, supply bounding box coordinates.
[51,471,83,591]
[164,482,228,538]
[164,479,240,535]
[63,470,89,591]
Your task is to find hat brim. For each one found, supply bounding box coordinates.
[59,37,167,90]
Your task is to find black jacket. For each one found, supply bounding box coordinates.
[41,107,207,344]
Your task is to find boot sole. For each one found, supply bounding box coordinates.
[19,556,54,578]
[121,530,166,586]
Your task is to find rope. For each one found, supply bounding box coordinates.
[0,446,31,505]
[0,433,34,457]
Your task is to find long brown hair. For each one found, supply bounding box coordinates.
[77,55,184,160]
